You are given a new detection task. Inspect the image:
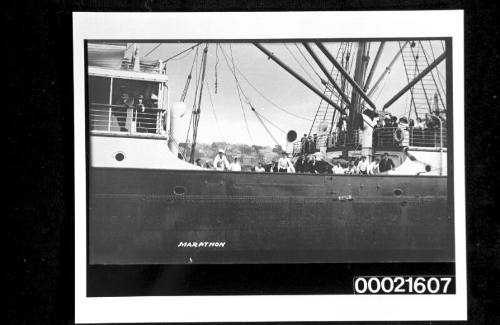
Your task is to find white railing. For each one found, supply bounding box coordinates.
[89,103,166,136]
[373,126,447,148]
[292,130,361,155]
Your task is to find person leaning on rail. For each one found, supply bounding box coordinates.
[357,156,370,175]
[213,149,229,171]
[278,151,292,173]
[379,153,395,173]
[228,156,242,172]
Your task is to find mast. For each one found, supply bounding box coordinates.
[348,41,370,131]
[189,45,209,163]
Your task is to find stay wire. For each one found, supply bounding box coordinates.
[224,44,255,146]
[284,43,323,89]
[144,43,163,57]
[225,49,313,121]
[205,78,225,142]
[294,43,327,86]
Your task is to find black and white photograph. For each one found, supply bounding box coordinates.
[73,11,466,323]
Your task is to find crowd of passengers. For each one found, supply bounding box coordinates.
[298,111,446,153]
[195,149,396,175]
[112,89,159,133]
[374,111,446,130]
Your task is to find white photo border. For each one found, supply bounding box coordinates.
[74,11,466,323]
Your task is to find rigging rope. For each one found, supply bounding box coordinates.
[179,48,199,102]
[251,107,280,146]
[144,43,163,57]
[224,50,313,121]
[255,109,286,134]
[284,43,323,89]
[162,43,202,63]
[220,44,255,146]
[427,41,447,98]
[205,79,225,142]
[214,44,219,94]
[294,43,326,83]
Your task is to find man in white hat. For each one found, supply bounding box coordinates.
[213,149,229,171]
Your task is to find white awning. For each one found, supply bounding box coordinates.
[88,66,169,83]
[87,43,127,69]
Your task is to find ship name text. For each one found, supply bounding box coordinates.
[178,241,226,248]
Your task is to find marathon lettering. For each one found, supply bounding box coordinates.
[177,241,226,248]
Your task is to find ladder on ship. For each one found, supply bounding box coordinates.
[400,41,446,119]
[309,42,354,136]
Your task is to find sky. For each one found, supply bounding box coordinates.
[124,41,447,147]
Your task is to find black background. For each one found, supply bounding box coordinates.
[6,0,498,324]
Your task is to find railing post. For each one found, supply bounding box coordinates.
[157,111,160,134]
[107,106,112,132]
[439,117,443,176]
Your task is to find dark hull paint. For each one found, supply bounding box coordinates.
[89,168,454,264]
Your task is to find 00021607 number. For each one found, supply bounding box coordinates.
[353,276,455,294]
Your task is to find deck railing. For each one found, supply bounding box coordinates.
[292,130,360,155]
[292,126,447,155]
[89,103,166,135]
[373,126,447,148]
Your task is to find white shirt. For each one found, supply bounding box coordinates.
[368,161,380,175]
[228,162,241,171]
[332,165,344,174]
[278,157,291,169]
[357,159,369,172]
[213,154,229,171]
[255,166,265,172]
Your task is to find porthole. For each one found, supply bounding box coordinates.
[393,188,403,196]
[173,186,186,195]
[425,165,432,172]
[115,152,125,162]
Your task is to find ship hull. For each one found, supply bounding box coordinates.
[89,168,453,264]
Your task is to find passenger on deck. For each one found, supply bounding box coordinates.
[372,119,384,147]
[368,157,381,175]
[115,92,134,132]
[425,113,439,129]
[301,156,313,173]
[228,157,242,171]
[255,162,265,172]
[300,134,308,154]
[305,136,313,153]
[309,155,319,174]
[204,160,213,169]
[270,160,279,173]
[357,156,369,175]
[294,155,307,173]
[213,149,229,171]
[278,152,292,173]
[331,161,344,174]
[344,161,358,175]
[414,117,425,129]
[134,94,146,132]
[313,156,331,174]
[398,117,409,129]
[195,158,203,167]
[379,153,395,173]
